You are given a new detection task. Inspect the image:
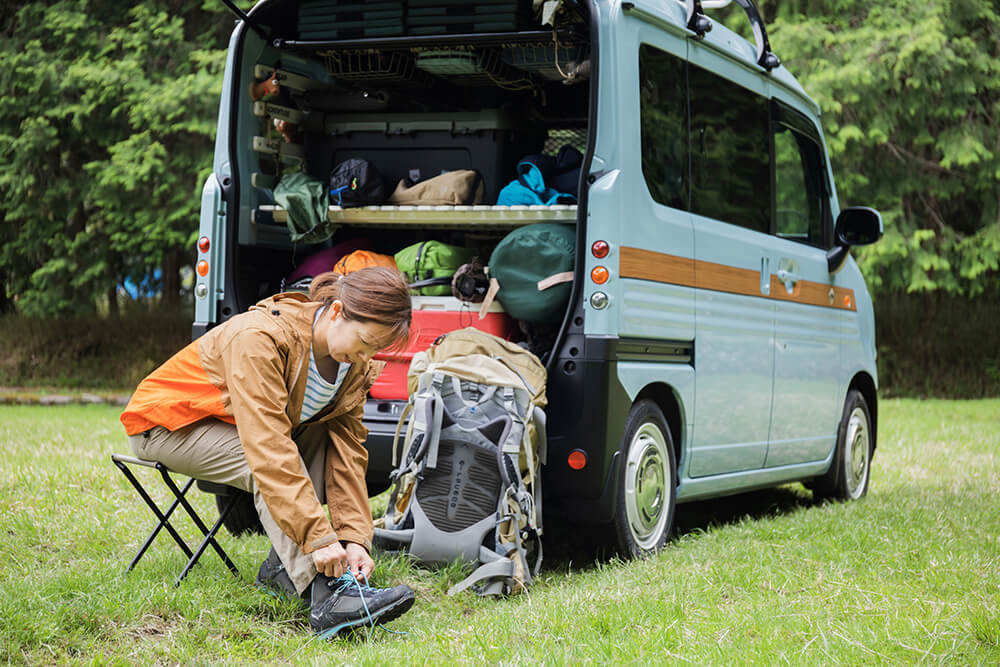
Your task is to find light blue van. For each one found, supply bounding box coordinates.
[197,0,883,556]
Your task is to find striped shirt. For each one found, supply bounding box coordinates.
[300,312,351,422]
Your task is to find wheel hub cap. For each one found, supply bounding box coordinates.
[844,407,870,498]
[624,423,671,550]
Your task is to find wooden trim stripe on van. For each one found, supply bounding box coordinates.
[619,246,857,311]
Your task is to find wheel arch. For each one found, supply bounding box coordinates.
[634,382,684,473]
[848,371,878,452]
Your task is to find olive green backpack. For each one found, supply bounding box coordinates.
[395,241,474,296]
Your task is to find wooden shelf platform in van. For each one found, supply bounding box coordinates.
[258,204,578,228]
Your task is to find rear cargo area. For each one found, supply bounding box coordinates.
[230,2,590,360]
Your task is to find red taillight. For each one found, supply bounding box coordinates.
[591,240,609,259]
[198,236,210,253]
[567,449,587,470]
[196,260,209,277]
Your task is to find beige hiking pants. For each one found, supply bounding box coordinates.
[128,419,327,594]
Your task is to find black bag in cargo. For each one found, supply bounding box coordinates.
[328,158,387,207]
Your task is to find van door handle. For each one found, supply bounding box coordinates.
[760,257,770,295]
[776,269,799,293]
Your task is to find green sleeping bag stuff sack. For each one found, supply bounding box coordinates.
[485,223,575,324]
[395,241,474,296]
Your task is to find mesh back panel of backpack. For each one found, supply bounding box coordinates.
[415,440,501,532]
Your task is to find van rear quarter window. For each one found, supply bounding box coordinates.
[639,43,687,210]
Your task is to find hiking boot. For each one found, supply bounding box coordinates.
[309,572,415,638]
[254,548,309,607]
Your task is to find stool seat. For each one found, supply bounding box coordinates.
[112,453,241,586]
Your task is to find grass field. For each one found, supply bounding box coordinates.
[1,399,998,664]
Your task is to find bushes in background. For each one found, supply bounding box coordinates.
[0,292,996,397]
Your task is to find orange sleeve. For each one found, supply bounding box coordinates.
[120,341,231,436]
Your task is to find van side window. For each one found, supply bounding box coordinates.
[638,44,688,210]
[688,64,770,233]
[772,104,830,248]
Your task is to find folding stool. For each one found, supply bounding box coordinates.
[111,453,241,586]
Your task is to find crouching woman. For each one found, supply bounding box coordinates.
[119,267,414,637]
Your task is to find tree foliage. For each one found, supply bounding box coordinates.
[0,0,998,313]
[761,0,1000,296]
[0,1,235,314]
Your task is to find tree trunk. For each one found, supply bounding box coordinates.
[162,248,180,308]
[106,284,119,317]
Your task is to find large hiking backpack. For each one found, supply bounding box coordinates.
[373,328,547,596]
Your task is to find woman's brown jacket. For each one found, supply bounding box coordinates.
[121,292,384,554]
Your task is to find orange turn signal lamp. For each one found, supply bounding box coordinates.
[196,260,210,277]
[567,449,588,470]
[591,266,609,284]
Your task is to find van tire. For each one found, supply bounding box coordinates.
[613,399,677,557]
[215,490,265,536]
[813,389,873,501]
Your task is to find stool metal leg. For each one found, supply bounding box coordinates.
[113,457,196,569]
[112,454,242,584]
[174,491,240,585]
[157,464,241,583]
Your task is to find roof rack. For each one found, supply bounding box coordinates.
[684,0,780,71]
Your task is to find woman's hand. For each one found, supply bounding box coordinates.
[344,542,374,579]
[312,542,349,578]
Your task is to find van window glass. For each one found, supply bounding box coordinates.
[688,64,770,233]
[774,125,826,247]
[638,44,687,210]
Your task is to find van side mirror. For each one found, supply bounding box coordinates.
[827,207,883,273]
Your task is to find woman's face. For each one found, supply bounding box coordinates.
[324,301,394,366]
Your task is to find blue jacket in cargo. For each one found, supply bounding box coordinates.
[497,146,583,206]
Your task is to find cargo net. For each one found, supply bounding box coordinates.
[413,47,534,89]
[544,127,587,155]
[320,49,431,85]
[500,41,589,82]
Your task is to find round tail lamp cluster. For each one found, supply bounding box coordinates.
[590,239,611,309]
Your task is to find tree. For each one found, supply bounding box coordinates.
[0,1,236,314]
[761,0,1000,296]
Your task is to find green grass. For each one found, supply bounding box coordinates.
[1,400,998,664]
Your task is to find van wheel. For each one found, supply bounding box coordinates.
[215,490,265,536]
[813,390,873,501]
[614,399,677,557]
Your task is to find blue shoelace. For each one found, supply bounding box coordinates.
[331,571,375,626]
[329,571,408,639]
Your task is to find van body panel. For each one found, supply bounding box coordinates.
[615,359,694,451]
[688,213,775,476]
[212,27,241,182]
[677,457,831,503]
[195,175,227,329]
[764,240,843,467]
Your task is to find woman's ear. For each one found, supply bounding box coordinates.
[328,300,344,320]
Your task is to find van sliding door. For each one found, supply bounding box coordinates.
[685,50,774,477]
